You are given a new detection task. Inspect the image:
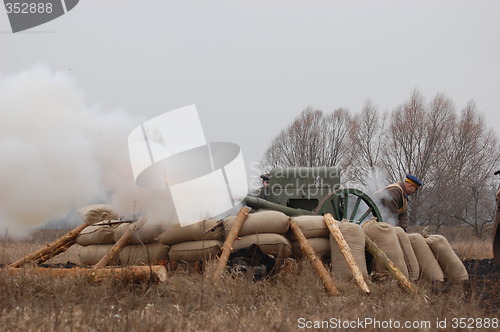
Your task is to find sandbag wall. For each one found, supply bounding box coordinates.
[362,219,468,283]
[288,216,368,281]
[75,205,468,283]
[76,204,169,266]
[224,211,292,261]
[156,219,224,262]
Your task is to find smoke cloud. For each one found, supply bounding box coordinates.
[0,65,175,239]
[363,168,399,226]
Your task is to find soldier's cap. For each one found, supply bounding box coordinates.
[405,174,423,188]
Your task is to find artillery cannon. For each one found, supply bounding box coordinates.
[244,167,383,224]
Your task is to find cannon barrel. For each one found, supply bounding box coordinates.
[244,196,315,216]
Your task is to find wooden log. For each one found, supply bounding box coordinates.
[324,214,370,294]
[8,223,89,268]
[211,207,250,284]
[364,233,421,296]
[2,265,167,283]
[33,239,76,265]
[289,219,339,296]
[94,217,147,269]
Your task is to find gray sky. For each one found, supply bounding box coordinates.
[1,0,500,168]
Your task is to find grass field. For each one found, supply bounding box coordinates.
[0,227,498,331]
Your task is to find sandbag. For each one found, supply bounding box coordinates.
[289,215,329,239]
[407,233,444,282]
[168,240,223,262]
[77,204,119,225]
[78,244,116,265]
[224,211,290,237]
[394,227,420,281]
[76,224,118,246]
[362,220,408,278]
[233,233,292,259]
[425,234,468,283]
[330,221,368,280]
[291,238,330,260]
[114,222,165,244]
[155,219,223,245]
[119,243,169,265]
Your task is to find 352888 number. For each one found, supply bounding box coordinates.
[5,2,53,14]
[451,318,499,329]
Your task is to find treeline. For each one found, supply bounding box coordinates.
[262,90,500,237]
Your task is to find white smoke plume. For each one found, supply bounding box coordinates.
[363,167,399,226]
[0,65,175,239]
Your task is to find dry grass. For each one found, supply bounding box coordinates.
[0,230,498,332]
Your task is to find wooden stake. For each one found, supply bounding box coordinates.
[94,217,147,269]
[364,233,421,296]
[289,219,339,296]
[211,207,250,284]
[3,265,167,283]
[8,223,89,268]
[34,239,76,264]
[324,214,371,294]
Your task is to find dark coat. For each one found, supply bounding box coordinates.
[377,182,409,230]
[494,185,500,266]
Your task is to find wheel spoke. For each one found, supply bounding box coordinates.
[350,196,362,221]
[358,208,372,222]
[331,197,341,220]
[314,188,383,223]
[343,192,349,220]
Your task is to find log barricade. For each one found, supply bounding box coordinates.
[2,265,167,283]
[364,234,422,297]
[211,207,250,284]
[94,217,147,269]
[289,219,339,296]
[8,223,89,268]
[323,214,370,295]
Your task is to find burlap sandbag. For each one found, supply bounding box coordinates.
[233,233,292,259]
[425,234,468,283]
[330,221,368,280]
[291,238,330,260]
[77,204,119,225]
[114,222,165,244]
[224,211,290,237]
[289,215,329,239]
[394,227,420,281]
[76,224,119,246]
[363,220,409,278]
[155,219,223,245]
[78,244,116,265]
[407,233,444,282]
[118,243,169,265]
[168,240,223,262]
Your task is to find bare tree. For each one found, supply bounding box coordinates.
[263,107,324,168]
[348,100,388,185]
[262,106,353,169]
[380,90,457,225]
[321,107,352,168]
[439,102,500,236]
[261,92,500,234]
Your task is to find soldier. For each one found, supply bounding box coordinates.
[494,171,500,266]
[376,174,423,232]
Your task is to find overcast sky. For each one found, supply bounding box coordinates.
[1,0,499,168]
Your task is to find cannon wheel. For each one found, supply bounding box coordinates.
[313,188,383,225]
